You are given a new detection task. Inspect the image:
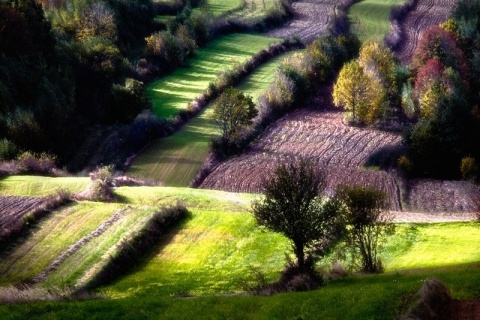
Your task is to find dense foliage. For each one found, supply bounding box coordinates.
[0,0,156,167]
[401,0,480,179]
[333,40,397,125]
[212,88,257,155]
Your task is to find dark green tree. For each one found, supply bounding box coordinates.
[252,158,345,269]
[336,186,394,274]
[213,87,257,153]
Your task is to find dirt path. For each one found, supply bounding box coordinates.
[392,211,475,223]
[395,0,458,64]
[267,0,348,41]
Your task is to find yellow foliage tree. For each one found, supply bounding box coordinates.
[333,60,384,124]
[358,40,396,98]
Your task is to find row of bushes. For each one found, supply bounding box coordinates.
[139,1,294,81]
[213,34,359,156]
[189,33,359,187]
[83,204,189,289]
[384,0,417,50]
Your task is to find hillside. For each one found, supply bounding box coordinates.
[2,0,480,319]
[0,176,480,319]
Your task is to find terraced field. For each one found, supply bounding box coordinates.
[129,50,299,186]
[0,202,123,286]
[147,34,281,119]
[203,0,243,15]
[395,0,458,64]
[348,0,406,42]
[267,0,348,41]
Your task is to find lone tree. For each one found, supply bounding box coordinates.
[252,158,345,269]
[336,185,395,273]
[212,87,257,153]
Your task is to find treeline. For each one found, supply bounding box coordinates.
[0,0,155,168]
[0,0,295,171]
[139,0,293,81]
[399,0,480,180]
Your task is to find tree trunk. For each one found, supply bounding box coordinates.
[294,241,305,268]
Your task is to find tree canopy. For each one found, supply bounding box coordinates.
[213,87,257,153]
[252,158,345,269]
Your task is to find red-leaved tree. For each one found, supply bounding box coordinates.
[412,26,468,81]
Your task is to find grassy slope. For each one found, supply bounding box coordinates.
[0,176,89,196]
[0,202,123,286]
[0,178,480,318]
[129,50,296,186]
[43,206,160,287]
[348,0,405,42]
[1,265,480,320]
[147,33,280,119]
[237,50,301,102]
[108,187,287,297]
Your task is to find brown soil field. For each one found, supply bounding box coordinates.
[395,0,458,64]
[0,196,47,236]
[200,109,405,210]
[267,0,348,41]
[200,104,480,213]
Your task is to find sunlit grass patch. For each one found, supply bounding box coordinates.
[348,0,405,42]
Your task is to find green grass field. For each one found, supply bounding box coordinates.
[203,0,243,16]
[0,176,89,196]
[348,0,405,42]
[199,0,280,20]
[237,50,301,102]
[0,177,480,318]
[1,264,480,320]
[147,33,280,119]
[0,202,123,286]
[130,50,297,186]
[154,15,175,24]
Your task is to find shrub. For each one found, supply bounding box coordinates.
[460,156,478,181]
[16,151,57,175]
[336,185,395,274]
[397,155,414,174]
[110,78,150,123]
[74,166,115,202]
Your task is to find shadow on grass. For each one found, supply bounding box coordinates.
[86,211,193,291]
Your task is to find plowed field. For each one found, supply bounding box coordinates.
[395,0,458,64]
[0,196,47,236]
[200,106,480,213]
[200,109,404,210]
[267,0,348,41]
